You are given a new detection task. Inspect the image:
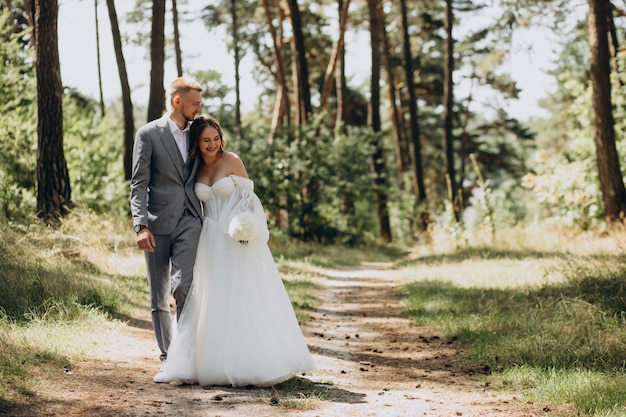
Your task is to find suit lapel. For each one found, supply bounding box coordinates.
[156,116,184,179]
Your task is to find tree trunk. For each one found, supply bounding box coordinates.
[230,0,242,141]
[172,0,183,77]
[286,0,311,127]
[588,0,626,222]
[443,0,458,218]
[335,0,348,134]
[147,0,166,122]
[381,8,408,173]
[34,0,71,223]
[319,0,350,113]
[400,0,426,203]
[106,0,134,181]
[95,0,105,117]
[368,0,391,242]
[261,0,290,141]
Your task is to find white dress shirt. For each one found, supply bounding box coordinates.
[167,115,190,163]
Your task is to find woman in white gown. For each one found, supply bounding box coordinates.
[165,115,314,387]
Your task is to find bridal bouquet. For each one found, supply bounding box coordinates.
[228,211,257,245]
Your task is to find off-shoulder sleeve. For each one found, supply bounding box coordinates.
[218,176,270,244]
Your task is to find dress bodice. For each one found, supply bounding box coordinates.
[195,177,233,220]
[194,175,254,220]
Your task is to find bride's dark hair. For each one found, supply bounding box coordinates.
[188,114,224,159]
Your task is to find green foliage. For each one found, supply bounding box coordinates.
[522,21,626,230]
[0,9,37,222]
[62,90,129,216]
[522,72,605,229]
[227,119,380,244]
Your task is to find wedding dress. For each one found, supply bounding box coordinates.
[165,175,315,387]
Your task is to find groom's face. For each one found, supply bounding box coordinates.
[177,90,202,122]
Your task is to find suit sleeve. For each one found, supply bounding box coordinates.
[130,126,153,227]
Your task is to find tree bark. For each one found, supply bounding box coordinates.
[400,0,426,203]
[443,0,459,218]
[319,0,350,113]
[286,0,311,127]
[588,0,626,222]
[34,0,72,223]
[381,9,408,173]
[172,0,183,77]
[147,0,166,122]
[230,0,242,140]
[106,0,134,181]
[95,0,105,118]
[334,0,348,133]
[261,0,290,141]
[368,0,391,242]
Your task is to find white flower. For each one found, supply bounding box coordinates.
[228,211,257,245]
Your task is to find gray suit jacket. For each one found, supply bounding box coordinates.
[130,114,202,235]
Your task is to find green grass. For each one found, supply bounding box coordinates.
[270,234,407,267]
[399,239,626,417]
[268,377,329,410]
[501,367,626,417]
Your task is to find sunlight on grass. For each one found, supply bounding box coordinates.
[501,367,626,417]
[270,235,406,267]
[400,227,626,417]
[426,223,626,258]
[399,256,566,288]
[0,309,107,410]
[5,311,106,359]
[270,377,328,410]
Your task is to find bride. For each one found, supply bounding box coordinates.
[163,115,315,387]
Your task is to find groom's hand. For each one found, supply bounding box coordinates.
[136,228,156,252]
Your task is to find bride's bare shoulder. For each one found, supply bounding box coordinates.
[224,151,248,178]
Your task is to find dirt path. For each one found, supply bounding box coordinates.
[12,265,546,417]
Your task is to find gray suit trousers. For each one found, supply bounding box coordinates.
[145,213,202,361]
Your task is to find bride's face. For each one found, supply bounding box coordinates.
[198,125,223,158]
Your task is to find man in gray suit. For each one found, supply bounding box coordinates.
[130,77,204,383]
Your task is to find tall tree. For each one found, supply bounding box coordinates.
[368,0,391,242]
[587,0,626,221]
[319,0,350,113]
[261,0,290,141]
[334,0,348,133]
[172,0,183,77]
[286,0,312,127]
[34,0,71,223]
[399,0,426,204]
[95,0,105,117]
[381,7,408,173]
[230,0,242,140]
[147,0,166,122]
[106,0,134,180]
[443,0,458,218]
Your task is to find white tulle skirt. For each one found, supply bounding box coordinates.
[165,216,315,387]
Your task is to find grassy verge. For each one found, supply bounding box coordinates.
[398,231,626,417]
[0,210,146,410]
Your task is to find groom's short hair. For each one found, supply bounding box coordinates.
[169,77,203,105]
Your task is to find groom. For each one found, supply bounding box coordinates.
[130,77,204,383]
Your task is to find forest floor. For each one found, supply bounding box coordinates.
[3,263,556,417]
